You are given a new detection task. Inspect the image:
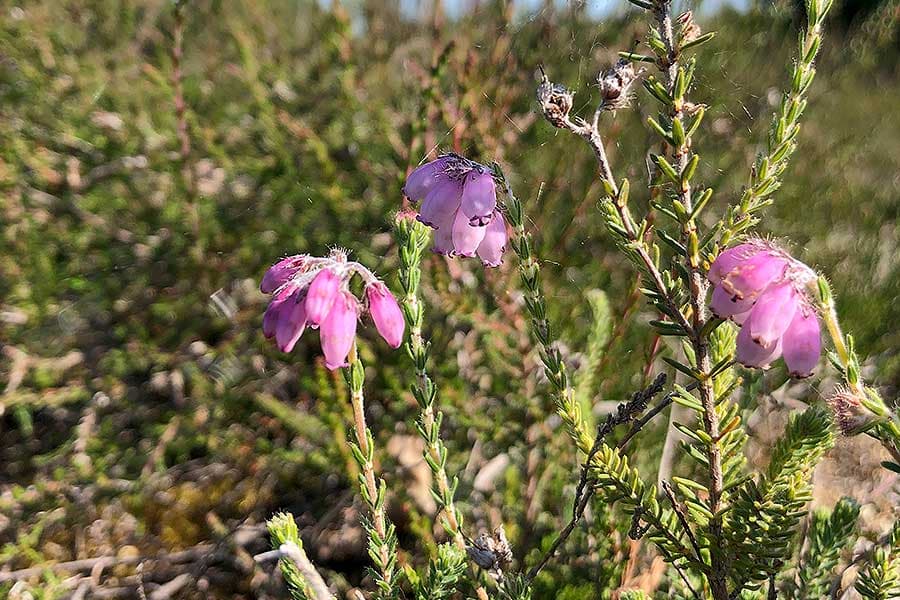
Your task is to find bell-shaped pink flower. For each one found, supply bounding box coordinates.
[451,209,487,257]
[746,283,798,348]
[263,281,301,339]
[782,307,821,378]
[460,171,497,226]
[305,268,341,326]
[276,295,308,353]
[404,157,452,202]
[366,283,405,348]
[320,292,359,370]
[721,251,788,301]
[711,239,823,378]
[736,320,782,369]
[707,243,763,283]
[261,255,307,293]
[431,207,456,255]
[709,283,756,319]
[419,179,462,228]
[476,212,507,267]
[404,154,508,267]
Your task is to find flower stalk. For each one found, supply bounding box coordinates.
[344,345,399,598]
[815,278,900,465]
[394,216,490,600]
[645,2,727,594]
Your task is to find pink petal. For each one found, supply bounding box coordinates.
[476,212,507,267]
[430,201,457,255]
[320,292,358,370]
[276,295,308,353]
[404,158,451,202]
[721,251,788,301]
[707,243,764,283]
[736,321,783,369]
[746,283,798,348]
[782,308,821,378]
[305,268,341,326]
[263,282,301,338]
[261,255,307,293]
[460,171,497,226]
[451,209,487,257]
[366,283,405,349]
[710,283,756,319]
[418,180,462,228]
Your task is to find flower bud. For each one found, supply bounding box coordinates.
[366,283,405,349]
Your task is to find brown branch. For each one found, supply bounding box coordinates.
[526,373,668,581]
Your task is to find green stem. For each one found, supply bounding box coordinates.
[394,217,490,600]
[345,346,399,598]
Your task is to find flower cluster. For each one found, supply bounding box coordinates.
[260,249,405,370]
[403,154,508,267]
[708,239,822,377]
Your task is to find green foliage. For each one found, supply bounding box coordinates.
[268,512,316,600]
[2,0,899,598]
[498,574,534,600]
[573,289,612,416]
[856,523,900,600]
[784,497,860,600]
[405,543,467,600]
[724,407,835,591]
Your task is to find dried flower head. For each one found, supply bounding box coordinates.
[826,386,879,436]
[708,238,822,377]
[598,58,639,111]
[260,248,404,369]
[536,68,575,128]
[466,526,513,577]
[403,153,508,266]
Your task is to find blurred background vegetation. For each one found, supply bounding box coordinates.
[0,0,897,597]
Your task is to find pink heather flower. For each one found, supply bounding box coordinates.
[260,249,404,369]
[781,307,821,378]
[460,171,497,226]
[404,153,506,267]
[452,208,486,257]
[263,281,302,339]
[305,268,341,326]
[367,283,405,348]
[477,211,508,267]
[260,255,308,293]
[404,156,453,202]
[736,319,783,369]
[320,291,359,370]
[276,294,308,353]
[745,282,797,348]
[709,239,821,377]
